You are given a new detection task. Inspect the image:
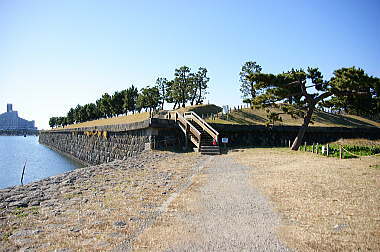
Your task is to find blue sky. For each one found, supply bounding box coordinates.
[1,0,379,129]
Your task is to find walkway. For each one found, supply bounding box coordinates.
[132,155,289,251]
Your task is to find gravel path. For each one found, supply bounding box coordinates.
[133,155,290,251]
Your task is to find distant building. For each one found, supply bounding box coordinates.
[0,104,37,130]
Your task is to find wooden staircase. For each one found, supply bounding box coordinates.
[168,111,220,155]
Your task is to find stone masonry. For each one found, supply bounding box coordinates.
[39,118,180,166]
[39,130,151,165]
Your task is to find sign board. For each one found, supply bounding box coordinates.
[222,105,229,114]
[221,138,229,143]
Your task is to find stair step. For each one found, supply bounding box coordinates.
[200,146,220,155]
[176,113,221,155]
[201,152,220,155]
[200,149,220,155]
[200,146,220,150]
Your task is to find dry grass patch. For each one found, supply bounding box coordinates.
[229,148,380,251]
[0,151,205,251]
[206,107,380,128]
[132,171,208,251]
[175,104,222,116]
[331,138,380,147]
[53,112,149,130]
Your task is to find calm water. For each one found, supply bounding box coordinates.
[0,136,83,189]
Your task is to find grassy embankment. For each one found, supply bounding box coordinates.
[0,152,203,251]
[52,112,150,130]
[52,104,379,130]
[202,107,380,128]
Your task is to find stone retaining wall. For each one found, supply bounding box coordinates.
[212,124,380,147]
[39,130,152,165]
[39,118,380,164]
[39,119,181,165]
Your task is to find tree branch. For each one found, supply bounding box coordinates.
[316,91,332,103]
[297,80,314,103]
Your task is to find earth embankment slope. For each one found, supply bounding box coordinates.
[206,107,380,128]
[0,151,207,251]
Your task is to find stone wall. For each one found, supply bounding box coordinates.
[39,117,380,163]
[39,130,152,165]
[211,123,380,147]
[39,119,181,166]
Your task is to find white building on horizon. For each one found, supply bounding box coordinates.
[0,104,37,130]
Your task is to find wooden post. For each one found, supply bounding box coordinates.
[327,144,329,156]
[312,143,315,153]
[21,160,27,186]
[288,140,291,148]
[339,145,342,159]
[318,143,320,154]
[304,142,307,151]
[184,132,188,150]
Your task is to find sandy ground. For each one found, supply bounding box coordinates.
[132,155,289,251]
[230,148,380,251]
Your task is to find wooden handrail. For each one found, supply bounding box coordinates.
[177,120,186,134]
[176,112,201,141]
[184,111,219,142]
[167,111,219,149]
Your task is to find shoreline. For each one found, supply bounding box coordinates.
[39,142,91,167]
[0,150,205,251]
[0,136,85,190]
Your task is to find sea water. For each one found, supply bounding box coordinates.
[0,136,83,189]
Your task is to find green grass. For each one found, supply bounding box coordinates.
[12,206,39,218]
[12,207,28,217]
[369,164,380,169]
[2,231,11,241]
[301,144,380,159]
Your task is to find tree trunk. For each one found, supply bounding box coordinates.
[196,88,202,105]
[190,91,197,106]
[249,81,257,101]
[173,102,177,110]
[291,105,315,150]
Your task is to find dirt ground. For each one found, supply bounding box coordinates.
[230,148,380,251]
[2,148,379,251]
[132,155,288,251]
[0,151,207,251]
